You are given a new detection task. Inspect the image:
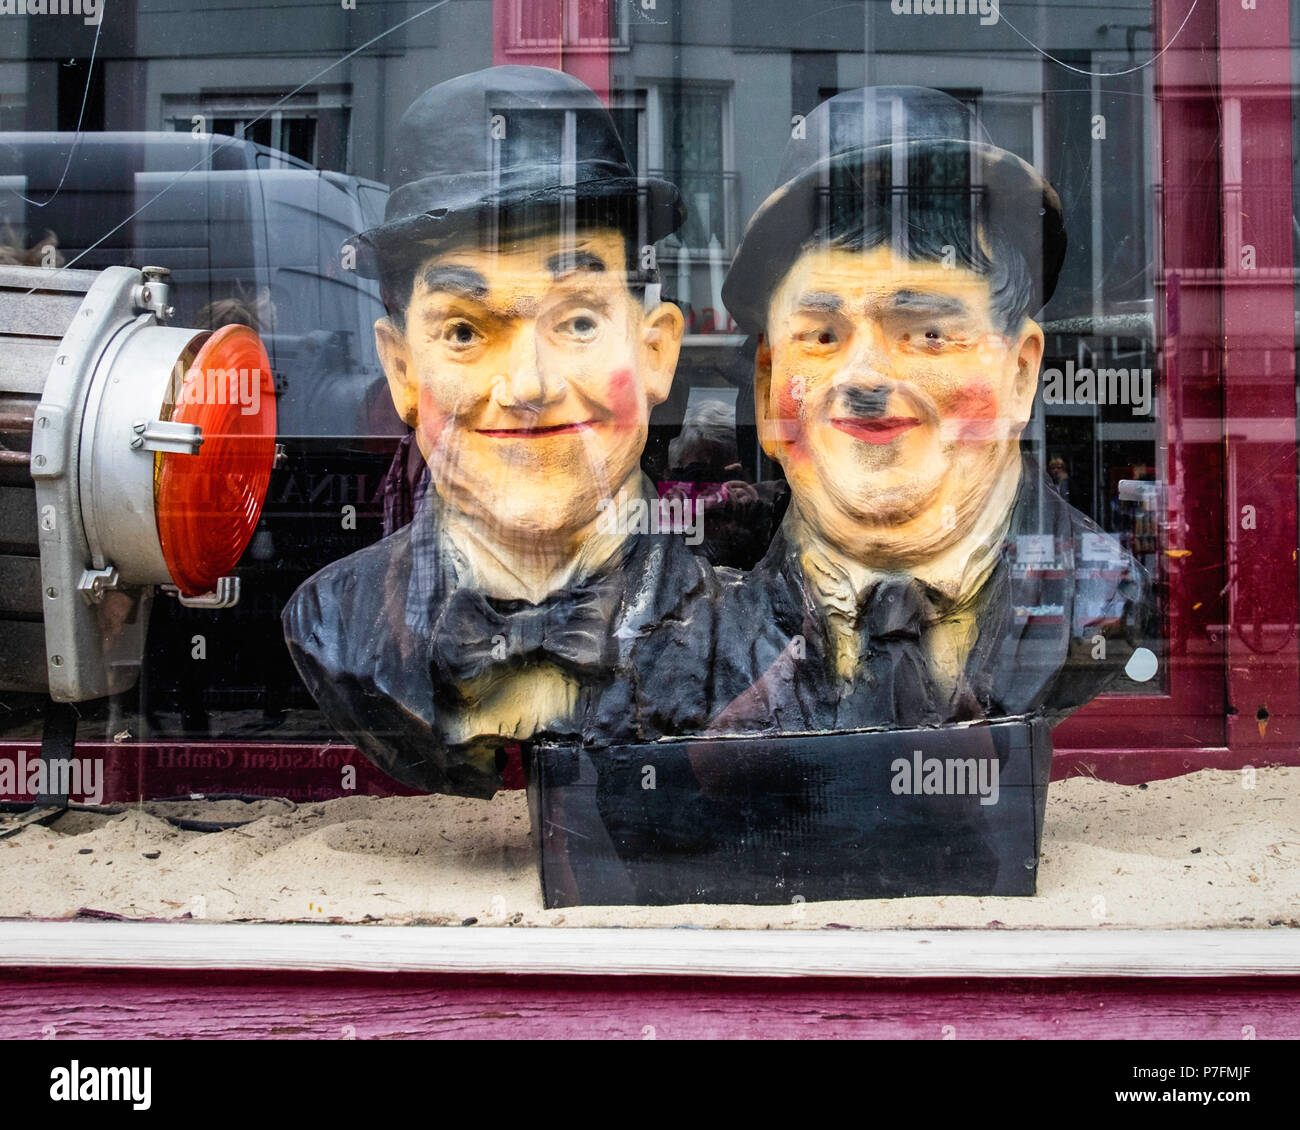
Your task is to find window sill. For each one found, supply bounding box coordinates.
[1,922,1296,979]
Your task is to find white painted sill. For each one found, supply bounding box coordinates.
[0,923,1297,979]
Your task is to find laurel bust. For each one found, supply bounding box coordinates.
[281,66,711,797]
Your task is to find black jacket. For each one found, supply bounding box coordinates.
[282,492,716,798]
[630,458,1153,738]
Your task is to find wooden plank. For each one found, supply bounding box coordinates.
[0,923,1296,979]
[0,486,39,556]
[0,265,101,294]
[0,337,60,395]
[0,622,49,694]
[1,967,1297,1040]
[0,554,43,618]
[0,290,86,340]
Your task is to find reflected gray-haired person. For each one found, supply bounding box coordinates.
[667,398,742,471]
[635,86,1152,736]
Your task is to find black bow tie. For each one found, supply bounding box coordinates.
[428,581,619,687]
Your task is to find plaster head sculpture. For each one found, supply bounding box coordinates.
[282,67,715,798]
[628,84,1151,738]
[353,66,685,596]
[723,86,1066,571]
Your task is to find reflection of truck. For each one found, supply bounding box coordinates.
[0,132,403,737]
[0,132,396,438]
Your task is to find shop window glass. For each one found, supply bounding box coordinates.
[0,0,1294,930]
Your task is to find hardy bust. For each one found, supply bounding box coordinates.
[641,85,1151,736]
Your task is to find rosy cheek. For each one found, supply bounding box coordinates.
[606,367,639,426]
[772,375,807,446]
[946,380,1000,441]
[775,379,801,420]
[415,384,465,461]
[418,387,452,433]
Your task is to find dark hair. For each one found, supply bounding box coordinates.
[378,198,659,330]
[793,186,1034,336]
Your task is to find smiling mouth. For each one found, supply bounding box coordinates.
[831,416,921,444]
[476,421,594,438]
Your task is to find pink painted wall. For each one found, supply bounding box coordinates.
[2,969,1297,1040]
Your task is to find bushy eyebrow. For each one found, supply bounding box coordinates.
[888,290,968,317]
[795,291,843,312]
[546,250,608,278]
[421,265,489,300]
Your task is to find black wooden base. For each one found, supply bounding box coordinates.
[530,716,1054,907]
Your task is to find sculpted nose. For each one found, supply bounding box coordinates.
[493,327,567,410]
[833,323,894,405]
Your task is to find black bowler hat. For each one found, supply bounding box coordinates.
[722,86,1067,336]
[351,65,685,279]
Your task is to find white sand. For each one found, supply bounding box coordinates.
[1,768,1296,929]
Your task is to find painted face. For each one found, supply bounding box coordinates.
[376,229,683,547]
[757,244,1043,565]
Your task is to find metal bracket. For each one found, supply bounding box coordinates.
[162,576,241,609]
[130,418,202,455]
[28,404,67,479]
[29,266,153,702]
[77,565,121,604]
[132,265,175,322]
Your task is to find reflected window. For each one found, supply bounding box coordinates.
[164,90,352,172]
[509,0,629,50]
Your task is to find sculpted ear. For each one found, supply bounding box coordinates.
[375,317,418,427]
[752,334,779,461]
[1009,317,1044,428]
[639,301,685,407]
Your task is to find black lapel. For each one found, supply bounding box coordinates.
[976,456,1076,716]
[764,528,843,730]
